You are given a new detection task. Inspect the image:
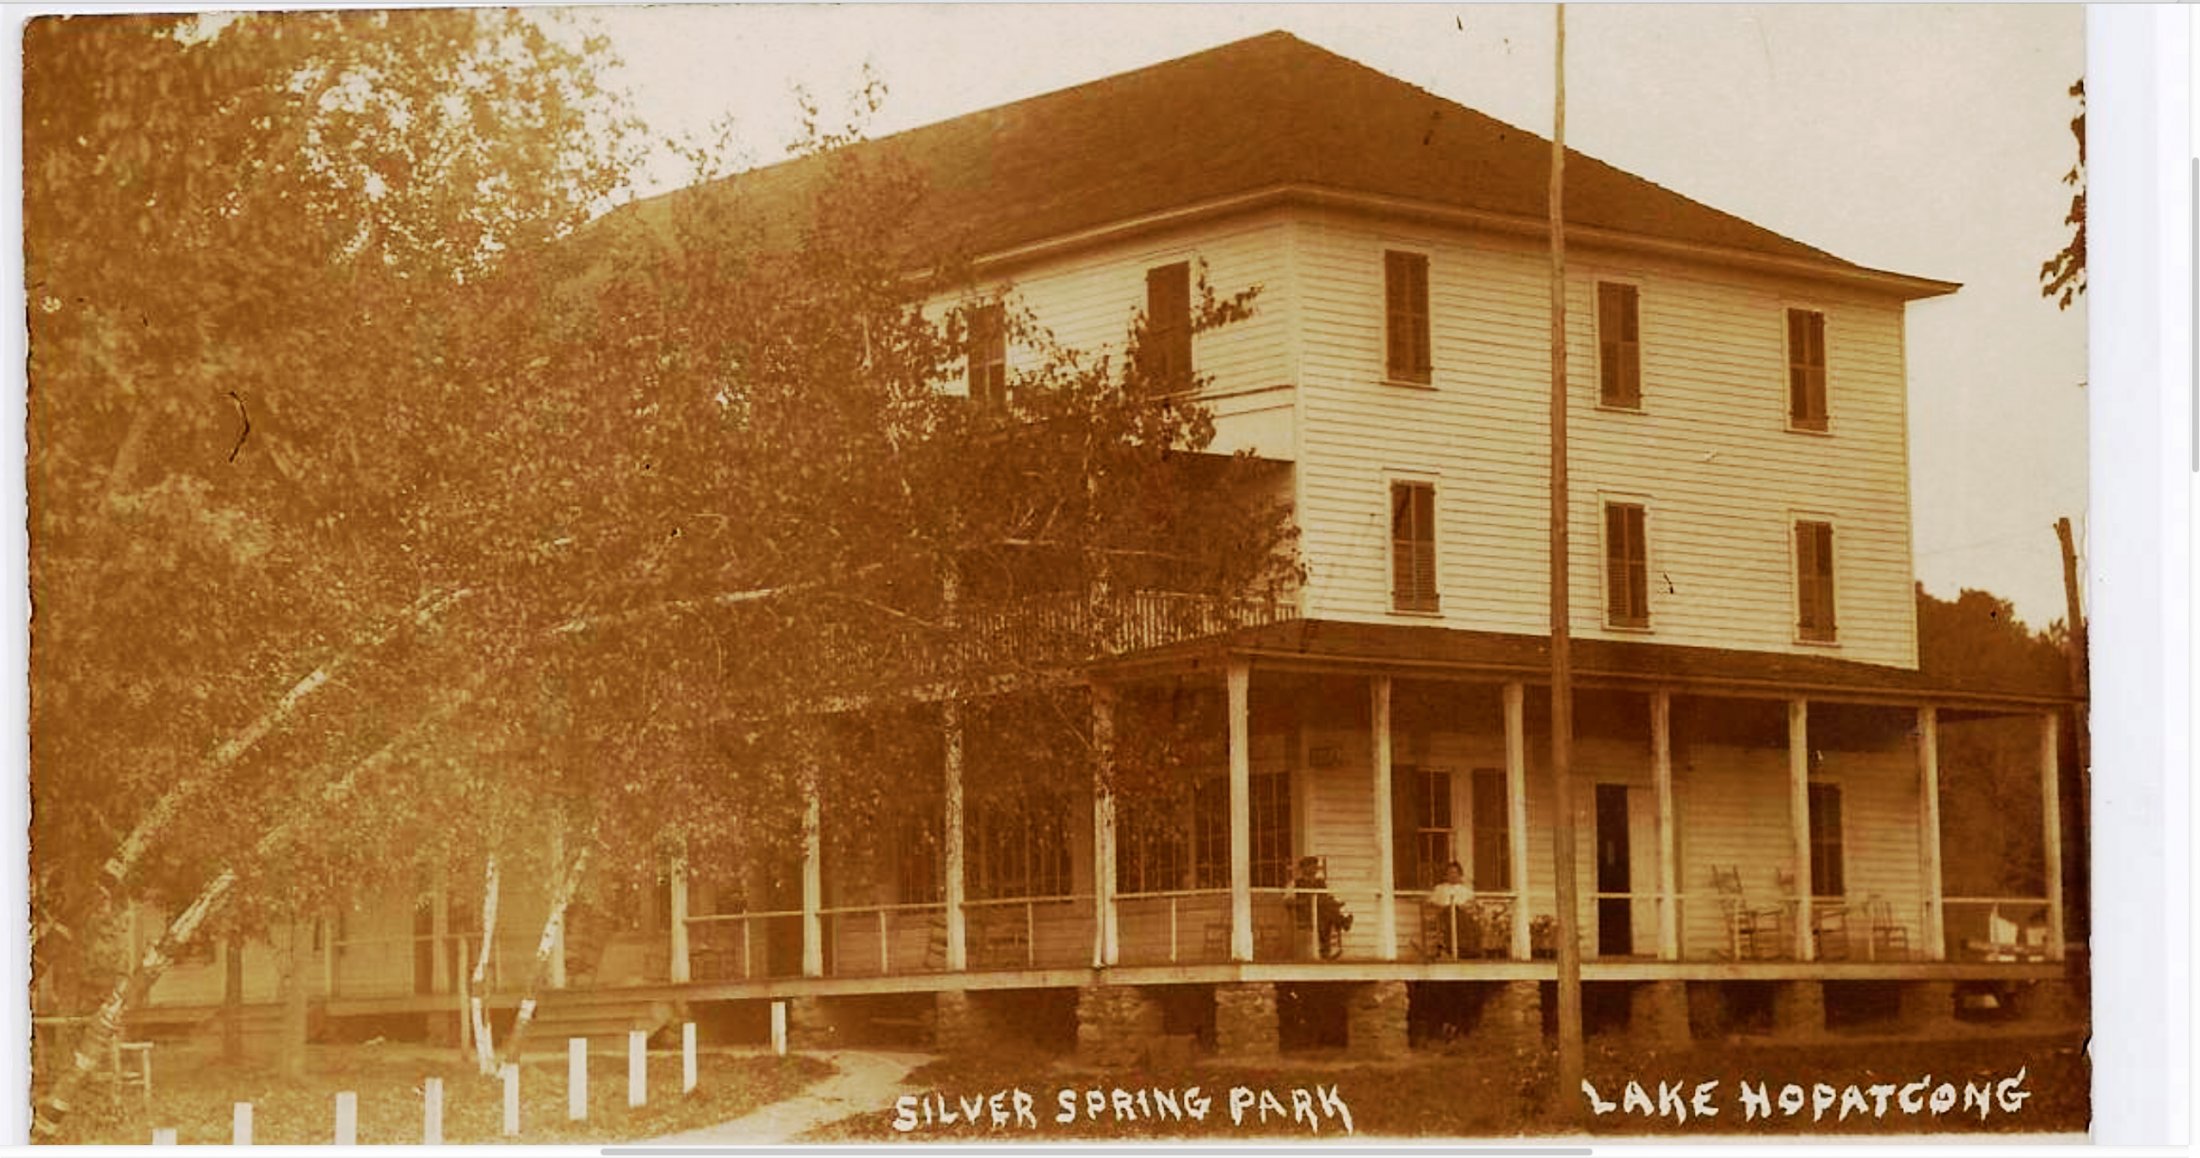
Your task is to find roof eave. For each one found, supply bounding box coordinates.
[962,183,1960,302]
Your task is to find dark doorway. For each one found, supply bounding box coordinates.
[1595,784,1633,956]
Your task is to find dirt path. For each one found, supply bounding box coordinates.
[647,1049,929,1145]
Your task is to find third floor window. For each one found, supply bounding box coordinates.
[1597,282,1641,408]
[1787,308,1828,431]
[967,303,1007,409]
[1142,262,1192,391]
[1385,250,1432,384]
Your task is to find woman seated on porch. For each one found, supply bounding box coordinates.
[1290,856,1353,960]
[1426,861,1473,958]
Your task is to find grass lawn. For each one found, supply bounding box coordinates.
[41,1038,833,1146]
[802,1028,2088,1142]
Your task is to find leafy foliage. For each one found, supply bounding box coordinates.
[2038,78,2084,310]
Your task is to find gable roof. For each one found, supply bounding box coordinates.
[635,31,1954,299]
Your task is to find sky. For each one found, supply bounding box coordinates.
[586,2,2090,631]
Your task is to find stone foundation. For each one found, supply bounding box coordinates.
[1687,983,1728,1038]
[1630,980,1691,1049]
[1345,981,1409,1057]
[1075,986,1165,1067]
[1770,981,1824,1039]
[784,996,839,1050]
[1478,981,1543,1057]
[1214,983,1279,1058]
[1895,981,1960,1034]
[934,991,993,1056]
[2014,979,2087,1026]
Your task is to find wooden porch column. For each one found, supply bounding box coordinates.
[1371,676,1398,961]
[668,846,691,983]
[1917,706,1946,960]
[1227,660,1253,962]
[1504,681,1531,959]
[1651,691,1677,961]
[1787,698,1814,961]
[1091,685,1119,968]
[801,780,824,978]
[942,701,968,972]
[2040,710,2066,961]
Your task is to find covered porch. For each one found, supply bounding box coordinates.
[653,621,2074,988]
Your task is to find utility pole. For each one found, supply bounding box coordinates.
[2053,516,2089,952]
[1545,2,1586,1113]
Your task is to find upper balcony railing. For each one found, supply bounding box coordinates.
[813,588,1293,692]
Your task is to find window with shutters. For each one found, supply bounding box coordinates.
[1384,250,1431,384]
[1141,262,1193,391]
[1786,308,1828,431]
[1794,519,1838,642]
[1390,766,1453,889]
[1191,772,1290,889]
[1596,281,1641,408]
[1807,782,1845,897]
[1390,481,1439,613]
[1470,769,1511,891]
[966,303,1007,408]
[1604,501,1650,628]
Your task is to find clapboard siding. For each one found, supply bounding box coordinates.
[940,212,1300,459]
[1291,210,1918,669]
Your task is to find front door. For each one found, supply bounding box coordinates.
[1595,784,1633,956]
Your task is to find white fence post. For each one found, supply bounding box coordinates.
[568,1037,588,1121]
[682,1022,698,1094]
[627,1029,647,1108]
[334,1091,357,1145]
[770,1000,788,1056]
[501,1063,520,1136]
[423,1076,443,1145]
[233,1102,252,1145]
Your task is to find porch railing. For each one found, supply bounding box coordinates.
[961,894,1096,970]
[818,902,949,978]
[1115,889,1233,965]
[1943,897,2054,963]
[684,909,804,982]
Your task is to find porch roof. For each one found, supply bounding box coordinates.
[1092,618,2075,710]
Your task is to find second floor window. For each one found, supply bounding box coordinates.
[1597,281,1641,408]
[1604,501,1649,628]
[1795,519,1837,642]
[967,303,1007,408]
[1142,262,1192,391]
[1391,481,1439,613]
[1787,308,1828,431]
[1384,250,1432,383]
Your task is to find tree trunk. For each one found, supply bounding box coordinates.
[470,854,501,1075]
[221,931,245,1064]
[32,866,240,1138]
[279,919,309,1079]
[499,841,590,1066]
[32,705,459,1138]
